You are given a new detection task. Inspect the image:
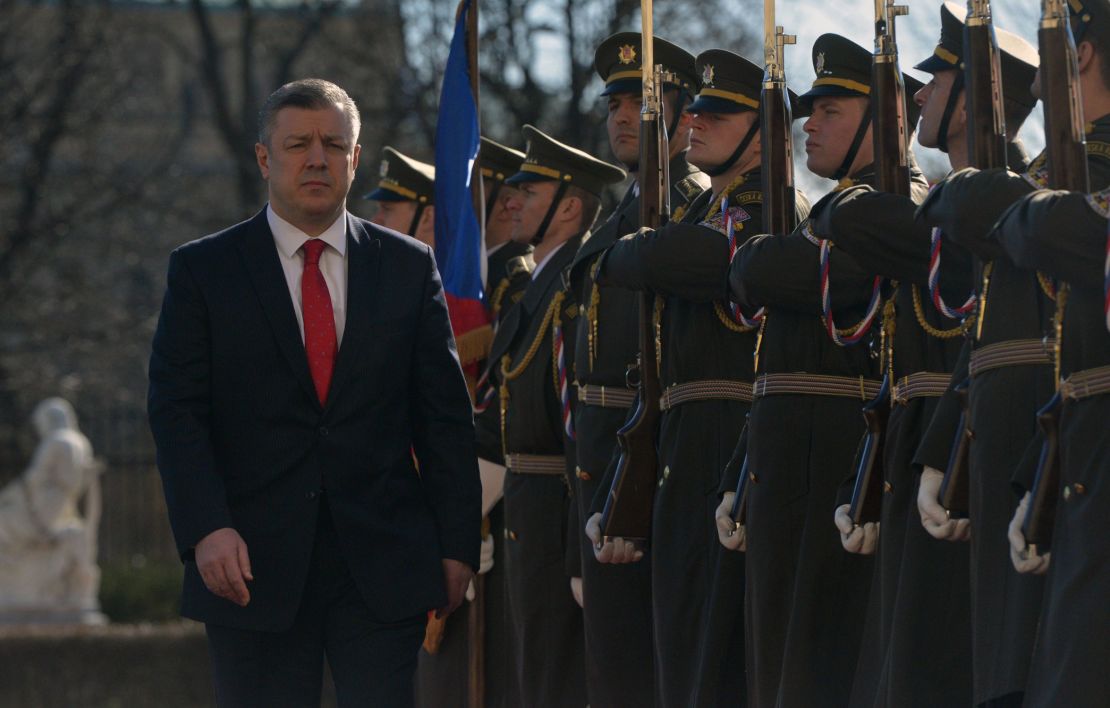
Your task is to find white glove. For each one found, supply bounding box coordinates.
[478,535,495,575]
[1008,492,1050,575]
[569,577,584,608]
[918,466,971,541]
[835,504,879,555]
[585,512,643,564]
[715,492,746,552]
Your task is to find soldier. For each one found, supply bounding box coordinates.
[912,2,1110,705]
[414,136,529,708]
[817,5,1039,707]
[564,31,706,708]
[725,34,927,708]
[993,179,1110,708]
[363,146,436,247]
[586,49,808,708]
[479,125,624,708]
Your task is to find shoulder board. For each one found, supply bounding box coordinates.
[674,175,708,203]
[506,255,534,278]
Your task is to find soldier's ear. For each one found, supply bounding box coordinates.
[1076,39,1098,74]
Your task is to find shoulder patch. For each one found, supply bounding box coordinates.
[1087,141,1110,162]
[674,176,707,203]
[735,190,763,206]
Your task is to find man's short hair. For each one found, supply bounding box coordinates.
[258,78,361,146]
[567,185,603,232]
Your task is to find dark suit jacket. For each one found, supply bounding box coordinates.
[148,208,481,632]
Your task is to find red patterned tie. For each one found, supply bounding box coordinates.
[301,239,337,405]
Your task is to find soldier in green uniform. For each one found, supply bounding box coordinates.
[479,125,624,708]
[414,136,529,708]
[816,6,1039,707]
[725,34,927,708]
[993,177,1110,708]
[911,3,1110,705]
[564,32,706,708]
[585,49,808,708]
[363,146,436,248]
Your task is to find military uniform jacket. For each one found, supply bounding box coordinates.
[817,176,970,708]
[486,240,534,323]
[995,188,1110,708]
[724,166,927,708]
[912,118,1110,703]
[483,233,587,708]
[562,153,706,708]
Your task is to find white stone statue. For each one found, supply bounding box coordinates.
[0,397,105,624]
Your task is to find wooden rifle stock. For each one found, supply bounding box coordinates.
[1022,392,1062,552]
[848,375,892,525]
[938,378,972,518]
[964,0,1009,169]
[599,17,669,542]
[1021,0,1090,548]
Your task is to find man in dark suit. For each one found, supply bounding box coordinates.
[147,78,481,708]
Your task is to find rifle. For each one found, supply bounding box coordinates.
[1022,0,1090,552]
[728,0,798,531]
[599,0,669,542]
[937,1,1008,517]
[937,378,972,518]
[845,0,909,525]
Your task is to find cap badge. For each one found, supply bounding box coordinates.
[702,63,715,86]
[379,159,389,178]
[618,44,637,65]
[815,51,827,75]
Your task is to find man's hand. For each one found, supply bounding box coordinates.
[1008,492,1050,575]
[195,527,253,607]
[569,577,584,608]
[714,492,746,552]
[585,513,643,564]
[437,558,475,619]
[835,504,879,555]
[918,466,971,541]
[477,535,495,575]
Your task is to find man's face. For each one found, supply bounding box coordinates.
[507,180,558,244]
[607,91,642,167]
[803,96,870,178]
[369,199,418,234]
[915,70,964,150]
[485,179,520,245]
[256,104,359,230]
[687,109,758,171]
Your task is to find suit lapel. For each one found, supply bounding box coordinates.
[235,209,320,409]
[326,216,382,409]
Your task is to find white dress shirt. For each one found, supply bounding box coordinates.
[267,205,349,345]
[531,241,567,281]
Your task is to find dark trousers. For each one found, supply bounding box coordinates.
[205,500,426,708]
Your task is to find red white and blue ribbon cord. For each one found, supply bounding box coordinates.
[928,227,976,319]
[722,196,765,327]
[553,318,575,440]
[819,237,883,345]
[472,369,496,414]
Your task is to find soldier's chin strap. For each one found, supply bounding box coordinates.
[832,105,873,181]
[530,181,572,247]
[706,117,760,178]
[485,183,503,223]
[407,203,427,239]
[667,90,689,141]
[935,71,965,154]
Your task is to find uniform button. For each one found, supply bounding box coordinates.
[318,426,329,437]
[749,471,758,483]
[1063,485,1072,501]
[507,530,518,541]
[883,481,894,494]
[575,467,592,482]
[1074,483,1087,495]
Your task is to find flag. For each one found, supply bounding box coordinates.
[434,0,491,374]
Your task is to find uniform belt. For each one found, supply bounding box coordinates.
[968,338,1053,378]
[504,453,565,476]
[1060,364,1110,401]
[753,373,881,400]
[659,380,753,411]
[891,372,951,405]
[575,383,636,409]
